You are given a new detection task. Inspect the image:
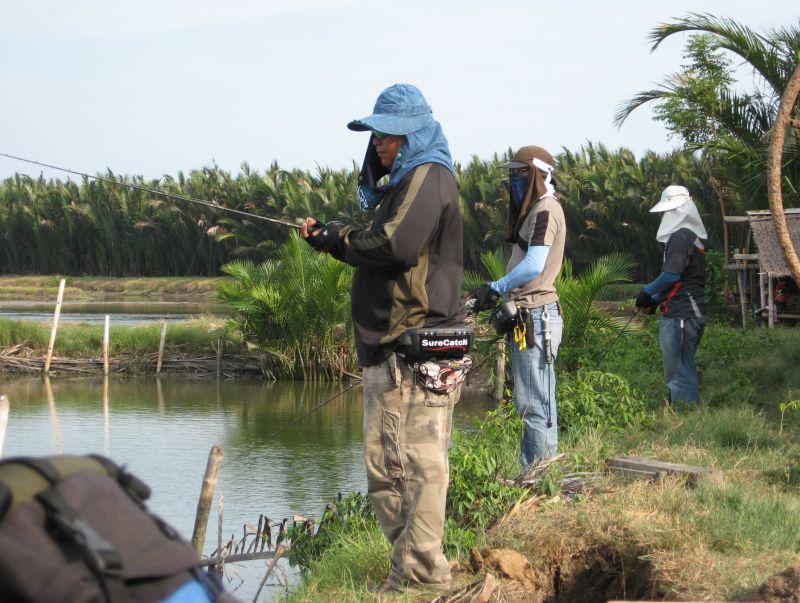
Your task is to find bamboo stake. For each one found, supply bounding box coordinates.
[251,543,286,603]
[156,321,168,374]
[43,278,66,375]
[0,395,9,459]
[191,444,224,555]
[103,315,110,376]
[493,339,506,404]
[214,493,225,577]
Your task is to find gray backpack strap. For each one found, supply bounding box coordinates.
[36,484,128,603]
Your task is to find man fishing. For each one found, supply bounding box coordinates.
[301,83,467,593]
[635,185,707,405]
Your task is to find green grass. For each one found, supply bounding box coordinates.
[287,322,800,601]
[0,317,238,357]
[0,276,229,300]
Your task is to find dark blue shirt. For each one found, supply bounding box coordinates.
[660,228,706,319]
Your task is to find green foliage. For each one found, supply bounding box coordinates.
[704,248,735,322]
[286,493,377,573]
[779,391,800,435]
[556,253,636,361]
[445,405,525,556]
[558,368,650,432]
[616,14,800,209]
[218,233,355,379]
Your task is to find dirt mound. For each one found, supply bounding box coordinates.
[741,561,800,602]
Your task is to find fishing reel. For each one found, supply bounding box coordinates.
[489,301,520,335]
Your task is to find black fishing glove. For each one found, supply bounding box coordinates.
[634,289,659,314]
[467,283,500,313]
[305,220,343,252]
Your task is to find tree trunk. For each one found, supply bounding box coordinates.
[767,62,800,284]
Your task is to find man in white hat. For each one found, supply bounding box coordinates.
[635,185,708,405]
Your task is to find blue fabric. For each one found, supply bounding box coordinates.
[659,316,705,405]
[162,580,213,603]
[351,85,455,212]
[644,271,680,296]
[509,173,529,207]
[347,83,434,135]
[388,120,455,189]
[490,246,550,296]
[510,302,562,470]
[357,183,389,211]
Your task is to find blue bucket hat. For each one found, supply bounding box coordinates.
[347,83,433,135]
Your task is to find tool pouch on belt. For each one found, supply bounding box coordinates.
[0,454,235,603]
[413,356,473,395]
[398,327,474,394]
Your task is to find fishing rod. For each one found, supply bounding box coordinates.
[598,310,639,364]
[266,377,363,439]
[0,151,301,230]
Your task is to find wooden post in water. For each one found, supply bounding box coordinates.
[156,321,168,374]
[103,315,110,376]
[43,279,66,375]
[191,444,224,555]
[0,395,9,459]
[493,340,506,404]
[251,543,286,603]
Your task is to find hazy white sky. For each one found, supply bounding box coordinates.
[1,1,798,181]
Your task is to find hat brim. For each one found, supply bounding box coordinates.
[347,113,431,135]
[650,197,688,213]
[499,160,529,169]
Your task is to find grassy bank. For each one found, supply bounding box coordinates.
[283,322,800,602]
[0,317,269,377]
[0,275,229,300]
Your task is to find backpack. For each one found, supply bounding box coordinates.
[0,454,237,603]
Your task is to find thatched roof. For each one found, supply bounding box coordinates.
[748,209,800,277]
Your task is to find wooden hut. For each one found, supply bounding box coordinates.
[725,209,800,328]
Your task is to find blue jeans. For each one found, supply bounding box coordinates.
[659,316,704,405]
[510,303,563,470]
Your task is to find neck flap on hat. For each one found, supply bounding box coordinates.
[355,119,455,212]
[656,199,708,243]
[506,155,558,242]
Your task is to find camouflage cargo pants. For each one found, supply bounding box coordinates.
[362,353,460,589]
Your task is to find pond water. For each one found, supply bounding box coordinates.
[0,375,496,601]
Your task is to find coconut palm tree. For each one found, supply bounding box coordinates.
[615,13,800,212]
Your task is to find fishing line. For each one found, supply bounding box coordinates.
[0,151,301,230]
[598,311,638,364]
[266,378,363,439]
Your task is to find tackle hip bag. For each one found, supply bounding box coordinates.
[398,327,473,360]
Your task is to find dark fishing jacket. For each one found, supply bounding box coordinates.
[327,163,465,366]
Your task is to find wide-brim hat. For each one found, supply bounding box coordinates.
[651,185,691,212]
[500,145,556,170]
[347,83,433,135]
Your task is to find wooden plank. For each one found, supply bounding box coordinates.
[605,456,723,486]
[732,253,760,261]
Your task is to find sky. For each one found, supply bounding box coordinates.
[1,1,798,182]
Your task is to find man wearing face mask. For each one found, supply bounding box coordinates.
[301,83,466,593]
[466,146,566,471]
[635,185,707,405]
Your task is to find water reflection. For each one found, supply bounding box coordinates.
[0,376,494,600]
